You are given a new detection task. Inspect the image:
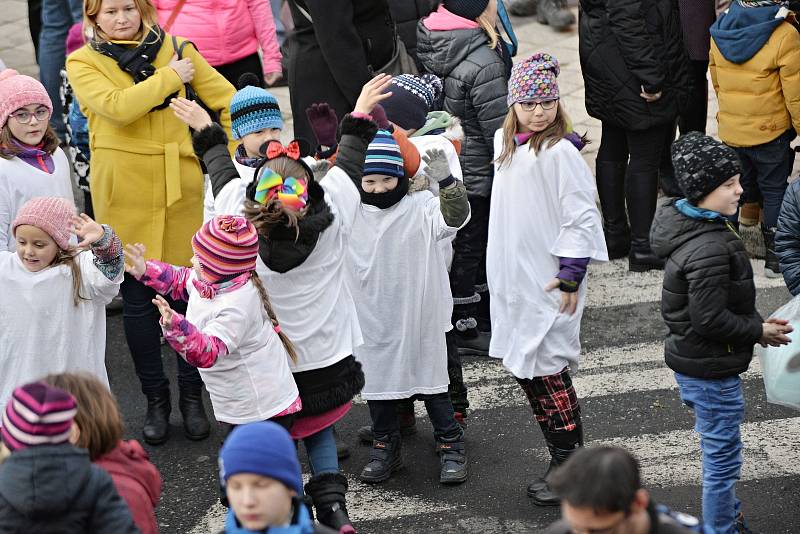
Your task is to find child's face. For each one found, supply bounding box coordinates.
[697,174,743,216]
[227,473,295,530]
[15,224,59,272]
[94,0,142,41]
[242,128,282,158]
[514,100,558,134]
[7,104,50,146]
[362,174,398,193]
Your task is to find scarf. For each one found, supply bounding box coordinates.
[192,271,251,300]
[235,144,263,168]
[675,198,725,221]
[92,26,176,110]
[358,174,410,210]
[6,140,54,173]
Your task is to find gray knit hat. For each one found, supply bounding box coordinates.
[671,132,742,204]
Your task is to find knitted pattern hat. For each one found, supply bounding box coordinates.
[508,53,561,107]
[1,382,77,452]
[230,76,283,140]
[0,69,53,128]
[12,196,76,250]
[363,130,405,179]
[191,215,259,282]
[381,74,443,131]
[736,0,786,7]
[219,421,303,495]
[671,132,742,204]
[443,0,490,20]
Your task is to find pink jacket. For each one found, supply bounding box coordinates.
[153,0,281,76]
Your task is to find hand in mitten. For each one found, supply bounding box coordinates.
[305,103,338,148]
[421,148,453,185]
[371,104,392,131]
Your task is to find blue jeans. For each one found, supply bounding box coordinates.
[368,392,464,442]
[39,0,82,139]
[675,373,745,534]
[302,425,338,475]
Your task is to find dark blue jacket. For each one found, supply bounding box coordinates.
[776,179,800,295]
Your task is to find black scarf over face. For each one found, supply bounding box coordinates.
[358,174,410,210]
[92,25,176,110]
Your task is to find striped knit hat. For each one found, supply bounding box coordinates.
[363,130,405,179]
[191,215,259,283]
[1,382,77,452]
[230,80,283,140]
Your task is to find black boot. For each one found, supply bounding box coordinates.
[530,427,584,507]
[452,300,490,356]
[626,171,665,272]
[142,388,171,445]
[179,385,211,441]
[436,440,468,484]
[526,457,557,497]
[360,432,402,483]
[536,0,576,31]
[304,472,355,533]
[762,225,781,278]
[595,161,630,259]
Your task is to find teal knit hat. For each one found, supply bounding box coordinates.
[230,82,283,140]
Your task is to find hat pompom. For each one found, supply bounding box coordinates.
[0,68,19,82]
[237,72,261,90]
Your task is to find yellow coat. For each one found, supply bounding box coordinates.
[710,19,800,148]
[66,34,237,265]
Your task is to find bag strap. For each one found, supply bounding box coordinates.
[171,34,196,59]
[163,0,188,33]
[293,1,313,22]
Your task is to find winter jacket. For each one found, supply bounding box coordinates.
[677,0,717,61]
[0,445,138,533]
[545,502,702,534]
[218,502,337,533]
[388,0,438,70]
[95,440,162,534]
[650,200,763,379]
[709,3,800,147]
[285,0,395,142]
[578,0,691,131]
[776,178,800,295]
[416,7,509,198]
[153,0,282,75]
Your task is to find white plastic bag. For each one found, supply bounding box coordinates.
[757,295,800,410]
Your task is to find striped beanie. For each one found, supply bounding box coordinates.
[381,74,443,131]
[1,382,77,452]
[363,130,405,179]
[230,82,283,140]
[191,215,259,283]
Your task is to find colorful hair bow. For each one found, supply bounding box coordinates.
[254,168,308,210]
[265,140,302,160]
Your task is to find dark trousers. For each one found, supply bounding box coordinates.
[368,392,463,442]
[732,129,796,229]
[215,53,265,88]
[597,122,672,174]
[680,60,710,135]
[450,196,490,300]
[28,0,41,62]
[121,274,203,394]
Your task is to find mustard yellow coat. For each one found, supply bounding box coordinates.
[710,19,800,148]
[66,34,237,265]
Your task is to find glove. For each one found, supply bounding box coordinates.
[305,103,338,148]
[421,148,452,185]
[371,104,392,131]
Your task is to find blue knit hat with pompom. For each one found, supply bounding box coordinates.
[229,73,283,140]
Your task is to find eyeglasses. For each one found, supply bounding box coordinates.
[10,108,51,124]
[519,100,558,112]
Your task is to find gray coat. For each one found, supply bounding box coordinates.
[416,23,509,198]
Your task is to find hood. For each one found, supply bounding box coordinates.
[650,199,732,258]
[417,23,491,78]
[0,445,93,516]
[413,111,464,142]
[710,3,788,63]
[95,440,161,506]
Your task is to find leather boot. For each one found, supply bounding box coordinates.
[360,432,402,483]
[762,225,781,278]
[304,472,356,533]
[142,388,171,445]
[436,440,468,484]
[595,161,630,259]
[178,385,211,441]
[526,457,557,496]
[626,171,665,272]
[536,0,576,31]
[452,300,490,356]
[530,427,584,507]
[358,412,417,443]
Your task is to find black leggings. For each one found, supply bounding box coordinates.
[679,60,709,136]
[215,53,265,88]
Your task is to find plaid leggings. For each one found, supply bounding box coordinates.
[516,367,581,433]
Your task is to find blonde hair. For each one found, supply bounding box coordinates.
[243,156,311,239]
[476,14,500,49]
[0,122,60,159]
[83,0,159,42]
[250,273,298,364]
[52,249,88,306]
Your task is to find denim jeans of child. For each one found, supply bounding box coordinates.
[368,392,464,443]
[674,372,745,534]
[302,425,339,475]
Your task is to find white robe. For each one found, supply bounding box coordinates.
[487,134,608,379]
[348,192,466,399]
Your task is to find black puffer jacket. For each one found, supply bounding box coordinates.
[776,179,800,296]
[579,0,691,131]
[650,200,763,379]
[416,22,508,198]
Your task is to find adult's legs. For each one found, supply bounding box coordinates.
[679,60,710,135]
[595,123,630,259]
[28,0,42,62]
[214,53,265,88]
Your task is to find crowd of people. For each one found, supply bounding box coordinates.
[1,0,799,533]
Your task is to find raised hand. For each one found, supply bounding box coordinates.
[124,243,147,279]
[152,295,176,329]
[170,97,213,130]
[354,74,394,116]
[305,103,339,147]
[70,213,105,250]
[421,148,451,183]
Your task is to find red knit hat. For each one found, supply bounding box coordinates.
[191,215,259,282]
[0,69,53,129]
[12,197,75,250]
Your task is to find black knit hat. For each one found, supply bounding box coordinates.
[671,132,742,204]
[444,0,490,20]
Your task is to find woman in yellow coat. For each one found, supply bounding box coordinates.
[67,0,236,445]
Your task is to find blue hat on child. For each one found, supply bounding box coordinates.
[230,76,283,140]
[363,130,405,180]
[219,422,302,495]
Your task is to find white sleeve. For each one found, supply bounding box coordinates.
[78,250,123,304]
[321,166,361,233]
[213,178,247,217]
[203,175,215,222]
[422,192,465,242]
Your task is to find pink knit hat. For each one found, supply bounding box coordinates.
[1,382,77,452]
[12,197,76,250]
[191,215,259,282]
[0,69,53,128]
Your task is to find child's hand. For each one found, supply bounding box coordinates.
[354,74,394,116]
[71,213,105,249]
[545,278,578,315]
[170,97,213,130]
[421,148,451,184]
[305,103,339,147]
[760,318,793,347]
[152,295,176,329]
[124,243,147,279]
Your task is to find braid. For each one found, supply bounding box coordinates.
[250,272,298,363]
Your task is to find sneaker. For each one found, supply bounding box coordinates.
[536,0,576,31]
[436,441,468,484]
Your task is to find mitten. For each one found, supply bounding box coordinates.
[371,104,392,131]
[305,103,338,148]
[421,148,455,188]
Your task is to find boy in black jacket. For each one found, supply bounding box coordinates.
[650,132,792,534]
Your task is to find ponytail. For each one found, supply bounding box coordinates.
[250,272,298,363]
